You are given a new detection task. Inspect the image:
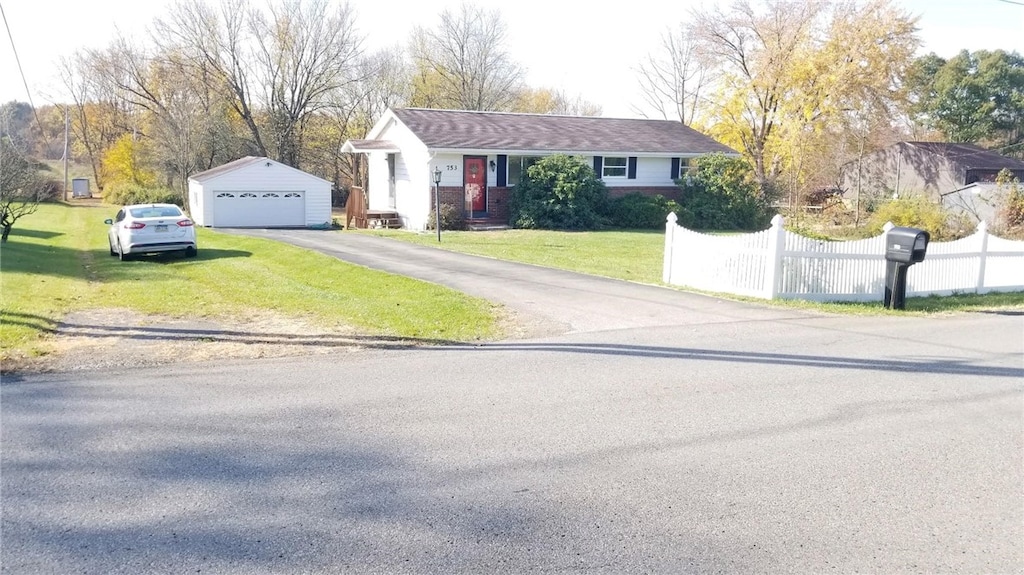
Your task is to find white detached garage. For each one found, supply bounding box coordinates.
[188,156,332,228]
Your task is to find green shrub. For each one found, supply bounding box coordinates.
[426,203,467,231]
[995,169,1024,237]
[102,182,182,207]
[37,179,62,202]
[866,195,968,240]
[676,153,774,231]
[509,154,609,230]
[606,193,681,229]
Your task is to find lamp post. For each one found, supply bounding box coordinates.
[433,166,442,242]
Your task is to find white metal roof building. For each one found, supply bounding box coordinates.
[188,157,332,228]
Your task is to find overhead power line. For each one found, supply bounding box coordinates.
[0,0,45,137]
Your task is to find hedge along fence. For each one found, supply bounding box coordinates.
[662,214,1024,302]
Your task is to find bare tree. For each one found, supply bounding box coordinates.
[86,36,239,202]
[633,24,709,125]
[410,3,524,111]
[58,51,135,190]
[155,0,364,167]
[154,0,269,158]
[0,132,41,242]
[550,90,602,117]
[249,0,363,166]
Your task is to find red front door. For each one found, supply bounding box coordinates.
[464,156,486,214]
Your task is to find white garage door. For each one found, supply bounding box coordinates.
[213,191,305,227]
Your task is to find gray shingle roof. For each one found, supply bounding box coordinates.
[391,108,737,155]
[344,139,401,151]
[189,156,332,185]
[189,156,265,182]
[904,142,1024,170]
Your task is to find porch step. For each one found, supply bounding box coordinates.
[466,223,509,231]
[465,217,508,231]
[366,210,403,229]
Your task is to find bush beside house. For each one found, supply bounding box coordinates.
[606,193,682,229]
[676,153,774,231]
[509,154,608,230]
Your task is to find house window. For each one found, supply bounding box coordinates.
[603,156,628,178]
[508,156,541,186]
[678,158,694,179]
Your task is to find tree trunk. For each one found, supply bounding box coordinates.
[1,224,11,243]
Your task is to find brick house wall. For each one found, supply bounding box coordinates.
[431,184,681,225]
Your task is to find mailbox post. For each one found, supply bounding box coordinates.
[884,226,930,310]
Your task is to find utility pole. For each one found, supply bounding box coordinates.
[855,136,863,227]
[63,106,69,202]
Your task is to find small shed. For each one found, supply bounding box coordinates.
[71,178,91,198]
[188,156,332,228]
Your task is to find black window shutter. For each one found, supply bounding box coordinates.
[593,156,603,178]
[496,155,507,187]
[627,157,637,179]
[671,157,681,179]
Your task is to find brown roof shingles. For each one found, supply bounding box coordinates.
[391,108,737,155]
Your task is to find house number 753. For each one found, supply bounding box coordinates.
[446,165,458,170]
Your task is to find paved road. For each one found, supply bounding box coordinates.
[3,231,1023,573]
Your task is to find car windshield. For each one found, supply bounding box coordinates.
[129,206,182,218]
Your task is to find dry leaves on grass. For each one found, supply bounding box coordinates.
[6,306,551,374]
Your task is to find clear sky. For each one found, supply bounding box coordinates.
[2,0,1023,118]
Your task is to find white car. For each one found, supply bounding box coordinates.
[106,204,198,260]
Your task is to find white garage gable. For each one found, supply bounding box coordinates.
[188,157,332,228]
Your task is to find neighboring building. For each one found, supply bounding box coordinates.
[188,156,333,228]
[841,141,1024,219]
[342,108,737,231]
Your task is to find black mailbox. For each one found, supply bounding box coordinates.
[885,227,930,264]
[883,226,930,310]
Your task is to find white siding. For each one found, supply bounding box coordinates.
[369,119,431,230]
[366,152,389,210]
[399,147,432,230]
[188,180,208,226]
[192,160,331,228]
[589,155,679,188]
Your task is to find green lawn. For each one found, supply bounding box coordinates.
[362,228,1024,314]
[361,228,667,285]
[1,203,500,363]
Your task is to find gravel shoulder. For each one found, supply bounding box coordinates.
[7,306,538,374]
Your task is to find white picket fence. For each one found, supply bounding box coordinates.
[662,213,1024,302]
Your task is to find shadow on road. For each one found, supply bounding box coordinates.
[43,321,1024,380]
[0,387,738,573]
[447,341,1024,379]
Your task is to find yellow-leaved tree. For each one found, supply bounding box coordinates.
[689,0,919,198]
[101,134,158,188]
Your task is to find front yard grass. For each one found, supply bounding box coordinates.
[1,203,500,363]
[361,228,1024,314]
[361,228,666,285]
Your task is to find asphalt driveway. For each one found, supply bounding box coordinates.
[227,229,809,335]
